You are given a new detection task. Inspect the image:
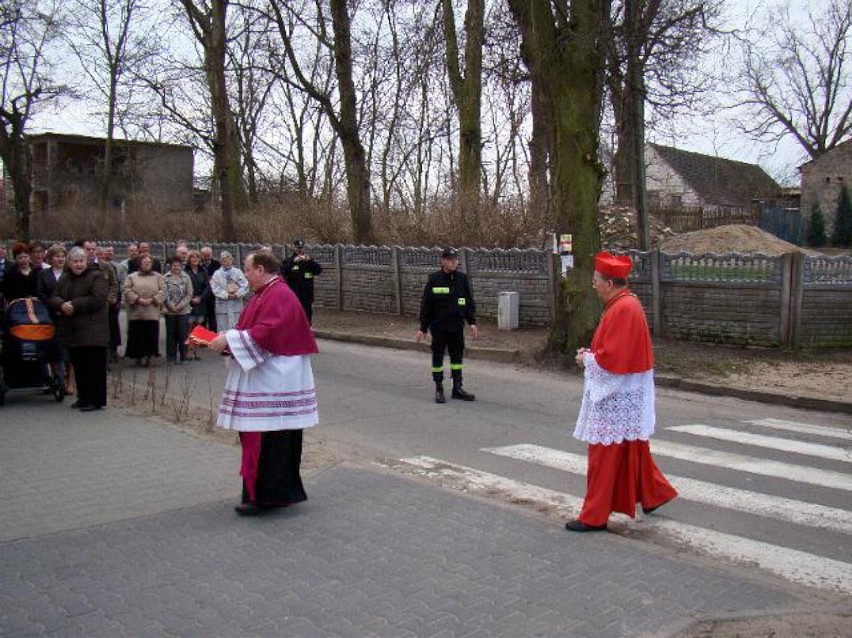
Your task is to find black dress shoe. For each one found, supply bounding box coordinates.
[79,405,103,412]
[235,503,260,516]
[70,401,91,409]
[642,498,673,515]
[564,519,607,532]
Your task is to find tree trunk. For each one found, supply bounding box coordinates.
[8,139,33,240]
[330,0,373,243]
[208,3,244,238]
[180,0,245,241]
[0,117,33,240]
[100,71,119,217]
[442,0,483,234]
[527,60,550,220]
[509,0,608,358]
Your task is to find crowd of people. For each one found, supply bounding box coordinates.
[0,239,323,411]
[3,238,674,532]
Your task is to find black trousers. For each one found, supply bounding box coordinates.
[108,304,121,350]
[204,295,217,332]
[430,329,465,382]
[297,296,314,324]
[69,346,107,407]
[164,314,189,362]
[241,430,307,506]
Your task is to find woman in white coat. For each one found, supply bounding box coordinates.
[209,251,249,332]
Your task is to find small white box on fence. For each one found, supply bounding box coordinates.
[498,291,519,330]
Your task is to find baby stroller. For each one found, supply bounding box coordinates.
[0,297,65,406]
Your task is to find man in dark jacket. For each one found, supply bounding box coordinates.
[282,239,322,323]
[416,248,479,403]
[200,245,221,331]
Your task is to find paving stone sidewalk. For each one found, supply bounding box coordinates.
[0,400,822,638]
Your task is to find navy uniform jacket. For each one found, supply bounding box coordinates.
[282,255,322,304]
[419,269,477,334]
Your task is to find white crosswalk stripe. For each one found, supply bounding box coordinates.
[745,418,852,441]
[399,455,852,595]
[651,439,852,491]
[394,417,852,595]
[483,443,852,535]
[668,424,852,463]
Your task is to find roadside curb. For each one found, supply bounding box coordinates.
[655,375,852,415]
[315,330,852,414]
[312,330,520,364]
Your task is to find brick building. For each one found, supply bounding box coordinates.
[645,143,782,212]
[799,139,852,238]
[21,133,193,215]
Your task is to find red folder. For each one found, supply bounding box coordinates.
[186,325,220,347]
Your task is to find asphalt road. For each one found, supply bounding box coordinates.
[111,337,852,588]
[2,337,850,636]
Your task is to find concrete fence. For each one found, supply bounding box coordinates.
[625,250,852,348]
[10,240,852,348]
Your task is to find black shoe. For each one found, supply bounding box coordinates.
[435,386,446,404]
[451,386,475,401]
[642,498,673,515]
[79,405,103,412]
[235,503,260,516]
[564,519,607,532]
[70,400,91,409]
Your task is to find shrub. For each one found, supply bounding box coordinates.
[833,184,852,247]
[807,202,827,247]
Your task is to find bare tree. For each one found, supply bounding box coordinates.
[442,0,484,233]
[66,0,154,216]
[228,3,276,205]
[607,0,722,247]
[264,0,373,243]
[178,0,245,240]
[508,0,610,356]
[739,0,852,159]
[0,0,65,239]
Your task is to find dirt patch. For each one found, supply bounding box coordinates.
[660,224,816,255]
[106,363,342,473]
[678,608,852,638]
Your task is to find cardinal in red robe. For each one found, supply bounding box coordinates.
[565,252,677,532]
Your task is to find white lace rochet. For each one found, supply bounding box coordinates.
[573,352,655,445]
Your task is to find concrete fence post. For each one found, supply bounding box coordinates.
[651,249,662,337]
[788,252,805,348]
[462,248,473,286]
[391,246,402,315]
[779,252,793,346]
[334,244,343,311]
[546,251,558,322]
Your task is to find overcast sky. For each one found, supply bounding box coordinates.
[26,0,839,188]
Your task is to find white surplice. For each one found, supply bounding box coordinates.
[573,352,655,445]
[216,328,319,432]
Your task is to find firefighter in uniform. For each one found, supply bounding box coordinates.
[282,239,323,323]
[416,248,479,403]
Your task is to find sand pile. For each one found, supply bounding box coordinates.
[660,224,810,255]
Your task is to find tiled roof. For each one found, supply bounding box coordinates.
[649,143,781,207]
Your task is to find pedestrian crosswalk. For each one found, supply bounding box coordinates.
[395,417,852,595]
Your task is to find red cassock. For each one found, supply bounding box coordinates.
[577,291,677,526]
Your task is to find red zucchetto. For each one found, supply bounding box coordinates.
[594,252,632,278]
